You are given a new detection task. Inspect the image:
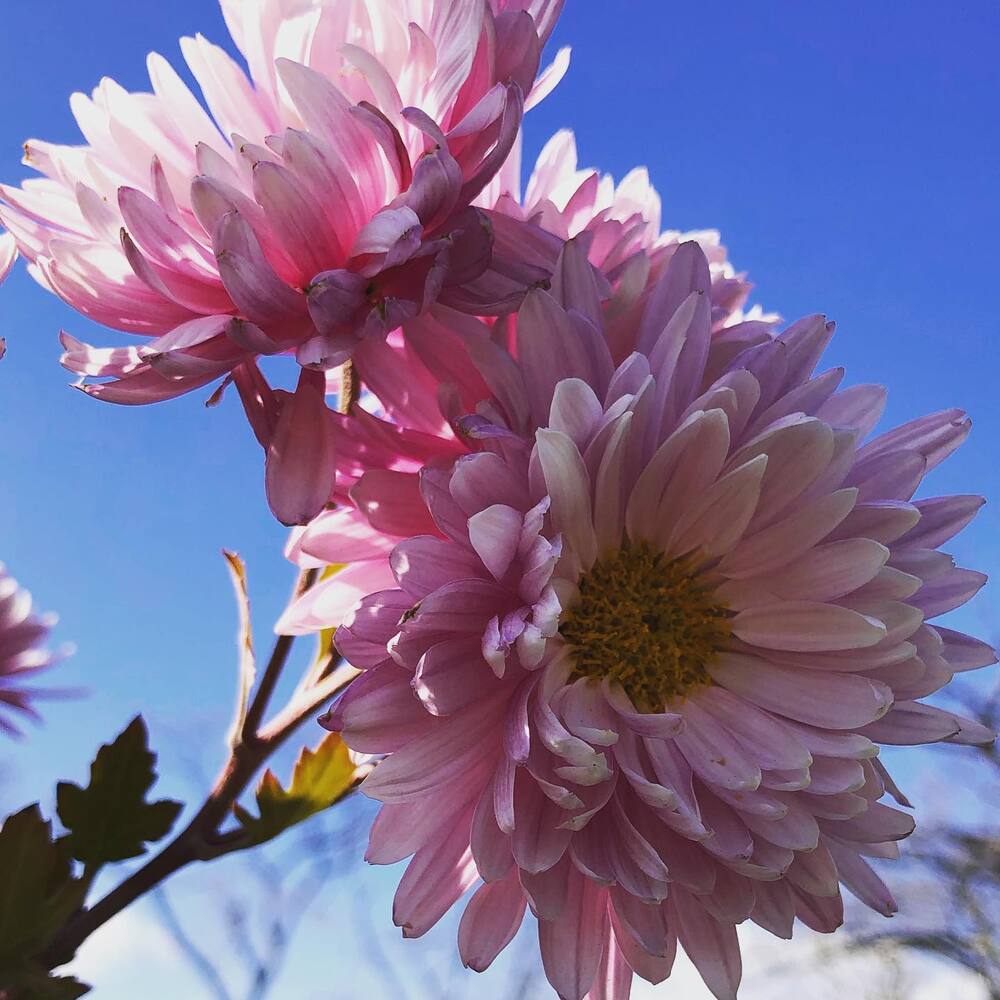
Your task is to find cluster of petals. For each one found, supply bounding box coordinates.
[308,241,995,1000]
[0,0,769,532]
[282,226,770,628]
[0,563,67,738]
[483,127,759,323]
[0,0,566,523]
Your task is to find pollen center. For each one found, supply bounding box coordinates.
[559,542,731,712]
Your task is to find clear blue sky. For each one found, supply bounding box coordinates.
[0,2,997,997]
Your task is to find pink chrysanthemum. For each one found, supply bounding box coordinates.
[0,563,68,738]
[316,243,994,1000]
[0,0,564,523]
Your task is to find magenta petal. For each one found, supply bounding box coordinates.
[264,370,336,526]
[368,799,466,865]
[214,211,307,328]
[824,837,898,916]
[857,701,962,745]
[361,696,503,803]
[899,494,985,549]
[585,932,636,1000]
[512,769,574,874]
[749,879,795,939]
[323,663,427,753]
[935,626,998,672]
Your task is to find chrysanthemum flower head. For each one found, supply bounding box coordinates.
[0,564,69,738]
[321,241,995,999]
[0,0,566,523]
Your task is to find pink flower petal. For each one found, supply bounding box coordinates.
[468,504,524,580]
[535,428,598,572]
[710,653,892,728]
[264,370,336,526]
[459,871,527,972]
[731,602,887,652]
[669,888,741,1000]
[538,871,608,1000]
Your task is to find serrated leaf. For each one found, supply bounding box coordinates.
[0,965,90,999]
[0,807,87,970]
[56,717,183,867]
[223,550,256,748]
[234,734,357,846]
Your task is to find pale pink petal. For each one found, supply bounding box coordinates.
[538,872,608,1000]
[393,812,479,938]
[458,870,527,971]
[670,888,741,1000]
[535,428,598,572]
[0,231,16,283]
[710,653,892,728]
[468,504,524,580]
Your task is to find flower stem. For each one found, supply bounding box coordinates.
[240,568,317,743]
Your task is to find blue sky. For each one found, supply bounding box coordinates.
[0,1,998,997]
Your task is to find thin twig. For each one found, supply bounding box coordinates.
[241,568,317,742]
[263,662,359,742]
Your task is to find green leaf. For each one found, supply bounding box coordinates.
[234,733,357,846]
[222,550,256,749]
[56,717,183,867]
[0,965,90,999]
[0,807,87,970]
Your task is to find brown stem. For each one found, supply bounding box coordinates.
[337,359,360,415]
[240,568,317,743]
[263,664,359,742]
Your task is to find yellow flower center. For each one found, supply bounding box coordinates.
[559,542,731,712]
